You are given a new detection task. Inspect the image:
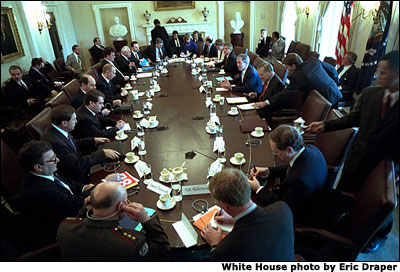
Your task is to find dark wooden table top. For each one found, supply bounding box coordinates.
[90,61,275,248]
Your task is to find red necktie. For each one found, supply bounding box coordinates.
[380,94,391,119]
[259,81,269,102]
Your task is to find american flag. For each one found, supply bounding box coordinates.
[335,1,353,66]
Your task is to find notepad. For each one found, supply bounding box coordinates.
[139,58,150,67]
[137,72,153,78]
[193,205,232,236]
[226,97,248,104]
[237,103,256,110]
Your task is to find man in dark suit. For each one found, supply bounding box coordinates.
[57,182,170,261]
[89,37,105,63]
[212,43,239,77]
[221,54,262,94]
[169,30,182,57]
[249,125,328,218]
[74,89,125,139]
[129,41,145,67]
[28,58,62,93]
[4,65,51,115]
[337,52,360,105]
[256,28,271,58]
[248,62,285,121]
[96,64,128,107]
[192,30,204,56]
[99,47,129,87]
[200,36,218,58]
[200,168,294,261]
[144,38,167,62]
[307,50,399,253]
[151,19,170,57]
[42,105,120,183]
[116,46,136,76]
[71,74,96,109]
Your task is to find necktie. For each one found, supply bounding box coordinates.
[159,48,163,58]
[111,61,125,77]
[175,39,179,48]
[53,174,73,195]
[259,81,269,102]
[224,54,228,66]
[286,165,292,177]
[94,113,98,120]
[380,94,392,119]
[20,81,29,92]
[134,52,138,60]
[67,133,77,152]
[77,56,82,69]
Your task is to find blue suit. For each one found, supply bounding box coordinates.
[230,64,262,94]
[180,41,197,56]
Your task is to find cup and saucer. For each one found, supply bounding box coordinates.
[125,84,133,90]
[124,152,139,164]
[219,70,226,75]
[133,111,144,119]
[228,107,239,116]
[148,116,159,129]
[161,68,168,74]
[213,95,221,102]
[251,127,264,138]
[115,131,128,141]
[230,152,246,166]
[205,123,217,134]
[153,86,161,93]
[156,194,176,210]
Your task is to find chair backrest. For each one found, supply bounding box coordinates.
[1,139,24,202]
[286,40,299,55]
[233,46,246,56]
[253,56,265,69]
[323,57,337,67]
[46,91,71,108]
[26,107,52,140]
[248,51,258,67]
[273,61,288,84]
[341,160,396,252]
[139,45,150,53]
[294,42,310,61]
[307,51,320,60]
[300,90,332,124]
[61,79,80,100]
[87,68,99,82]
[53,58,66,73]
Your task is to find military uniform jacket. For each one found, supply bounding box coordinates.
[57,215,171,261]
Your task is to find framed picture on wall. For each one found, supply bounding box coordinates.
[1,7,25,64]
[154,1,195,11]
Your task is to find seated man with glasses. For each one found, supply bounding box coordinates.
[57,181,171,261]
[18,140,121,251]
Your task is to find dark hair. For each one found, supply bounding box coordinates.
[72,45,79,52]
[283,53,303,66]
[172,30,178,35]
[155,38,163,45]
[223,43,233,50]
[272,31,280,39]
[206,37,213,43]
[131,41,139,47]
[269,125,304,151]
[18,140,52,172]
[153,19,160,25]
[31,58,42,67]
[79,74,90,85]
[52,105,76,125]
[93,37,100,44]
[345,52,357,64]
[380,50,399,71]
[84,89,104,105]
[215,39,224,46]
[9,65,22,73]
[103,47,115,58]
[193,30,199,35]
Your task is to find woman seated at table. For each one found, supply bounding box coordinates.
[180,34,197,57]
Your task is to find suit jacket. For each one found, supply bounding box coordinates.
[151,25,170,52]
[231,65,263,94]
[99,59,125,86]
[255,145,328,218]
[181,41,197,56]
[211,202,294,261]
[201,44,218,58]
[256,36,272,58]
[42,125,106,183]
[96,75,123,104]
[116,55,136,76]
[324,87,399,192]
[71,88,85,109]
[192,38,204,56]
[215,51,239,77]
[90,45,104,63]
[169,38,183,57]
[65,53,84,73]
[129,50,144,67]
[337,64,360,100]
[266,38,286,63]
[144,45,167,62]
[19,172,87,250]
[74,105,118,139]
[28,66,56,91]
[57,213,170,261]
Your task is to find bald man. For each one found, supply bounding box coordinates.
[57,182,170,261]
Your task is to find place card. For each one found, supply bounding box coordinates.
[205,99,213,108]
[207,159,223,179]
[136,72,153,79]
[138,92,145,97]
[216,87,229,92]
[210,115,220,125]
[134,160,148,178]
[182,184,210,196]
[213,137,225,152]
[139,118,149,128]
[121,123,131,131]
[198,75,203,82]
[147,180,172,195]
[131,136,141,150]
[199,86,205,93]
[172,213,198,248]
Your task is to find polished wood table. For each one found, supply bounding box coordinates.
[91,62,275,248]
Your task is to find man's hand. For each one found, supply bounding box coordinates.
[123,202,151,223]
[115,120,125,130]
[248,176,261,192]
[101,108,110,116]
[72,68,78,73]
[248,92,257,99]
[307,121,325,134]
[250,166,270,178]
[220,80,232,90]
[253,101,267,109]
[123,75,129,81]
[84,196,91,206]
[51,90,59,97]
[113,99,122,106]
[94,137,110,144]
[120,89,128,97]
[201,223,222,246]
[104,173,125,182]
[214,210,234,225]
[82,184,95,192]
[103,149,120,160]
[54,82,63,88]
[28,98,38,105]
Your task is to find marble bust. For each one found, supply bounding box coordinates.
[109,16,128,41]
[230,12,244,34]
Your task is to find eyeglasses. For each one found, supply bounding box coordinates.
[45,154,58,163]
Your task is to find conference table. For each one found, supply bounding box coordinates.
[90,60,276,249]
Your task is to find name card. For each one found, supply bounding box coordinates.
[198,75,203,82]
[182,184,210,196]
[147,181,172,195]
[199,85,205,93]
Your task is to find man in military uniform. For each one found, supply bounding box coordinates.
[57,182,170,261]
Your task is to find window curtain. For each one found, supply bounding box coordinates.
[314,1,330,51]
[294,1,302,41]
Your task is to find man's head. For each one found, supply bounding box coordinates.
[131,41,140,52]
[269,125,304,163]
[237,54,250,72]
[102,63,116,80]
[192,31,199,41]
[153,19,160,26]
[271,31,280,43]
[72,45,81,55]
[209,168,251,212]
[260,28,267,38]
[223,43,233,55]
[79,74,96,92]
[9,65,23,82]
[205,36,213,46]
[376,50,399,91]
[103,47,116,61]
[257,61,274,82]
[183,34,190,44]
[155,38,163,49]
[121,46,131,58]
[93,37,101,45]
[84,89,105,113]
[172,30,179,40]
[31,58,43,68]
[52,105,77,132]
[342,52,357,66]
[90,182,127,220]
[18,140,58,175]
[283,53,303,72]
[215,39,224,51]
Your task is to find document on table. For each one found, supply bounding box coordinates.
[216,76,233,81]
[216,87,229,92]
[172,213,198,248]
[121,123,131,131]
[237,103,256,110]
[136,72,153,79]
[226,97,248,104]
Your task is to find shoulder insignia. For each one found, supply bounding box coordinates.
[139,242,149,257]
[112,227,137,244]
[61,217,83,224]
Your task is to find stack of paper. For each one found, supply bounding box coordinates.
[226,97,248,104]
[137,72,153,79]
[237,103,256,110]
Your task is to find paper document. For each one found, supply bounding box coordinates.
[216,77,233,81]
[139,58,150,67]
[172,213,198,248]
[216,87,229,92]
[121,123,131,131]
[226,97,248,104]
[134,160,148,178]
[237,103,256,110]
[137,72,153,79]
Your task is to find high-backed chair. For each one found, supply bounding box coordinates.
[53,58,68,74]
[25,107,52,140]
[323,57,337,67]
[307,51,320,60]
[90,62,103,81]
[87,68,99,82]
[286,40,299,55]
[273,61,288,84]
[295,160,396,261]
[294,42,310,61]
[233,46,246,56]
[61,79,80,101]
[253,56,265,68]
[248,51,258,66]
[46,91,71,108]
[44,62,73,83]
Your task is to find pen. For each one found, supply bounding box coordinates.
[252,164,257,176]
[217,208,223,217]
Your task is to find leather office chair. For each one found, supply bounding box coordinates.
[90,62,103,81]
[44,62,73,83]
[295,160,396,261]
[307,51,320,60]
[46,91,71,108]
[25,107,52,140]
[61,79,80,101]
[253,56,265,69]
[248,51,258,67]
[294,42,310,61]
[323,57,337,67]
[286,40,299,55]
[273,61,288,84]
[87,68,99,82]
[233,46,246,56]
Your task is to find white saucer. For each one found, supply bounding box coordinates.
[251,131,264,138]
[115,134,128,141]
[205,126,217,134]
[159,175,172,183]
[228,110,239,116]
[148,120,159,129]
[124,155,139,164]
[133,114,144,119]
[161,70,168,74]
[230,157,246,166]
[219,72,226,75]
[125,86,133,90]
[212,98,220,102]
[157,199,176,210]
[153,87,161,93]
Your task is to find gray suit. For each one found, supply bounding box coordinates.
[266,38,286,64]
[65,53,85,75]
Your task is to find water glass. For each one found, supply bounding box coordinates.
[136,122,144,136]
[143,103,150,115]
[143,164,152,185]
[218,147,226,163]
[138,137,147,156]
[217,125,223,138]
[171,180,182,202]
[210,104,216,117]
[146,90,152,101]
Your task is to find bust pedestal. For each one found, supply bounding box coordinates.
[230,33,244,47]
[113,40,128,52]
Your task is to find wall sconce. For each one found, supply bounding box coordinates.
[298,6,310,18]
[36,6,51,34]
[353,1,380,21]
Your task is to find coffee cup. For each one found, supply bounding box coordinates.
[159,193,172,207]
[161,168,170,180]
[117,130,125,138]
[219,96,225,105]
[172,54,177,59]
[125,83,131,88]
[207,121,217,133]
[172,167,183,178]
[126,152,135,162]
[134,110,141,117]
[220,69,225,74]
[234,152,244,162]
[255,127,263,135]
[148,116,157,126]
[214,94,220,101]
[231,107,238,114]
[138,68,143,72]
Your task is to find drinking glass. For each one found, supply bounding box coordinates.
[136,122,144,136]
[171,180,182,202]
[143,164,152,185]
[138,137,147,156]
[146,90,152,101]
[210,104,216,118]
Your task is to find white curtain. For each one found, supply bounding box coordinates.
[319,1,343,62]
[314,1,330,51]
[281,1,297,43]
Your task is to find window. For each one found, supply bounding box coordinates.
[281,1,297,45]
